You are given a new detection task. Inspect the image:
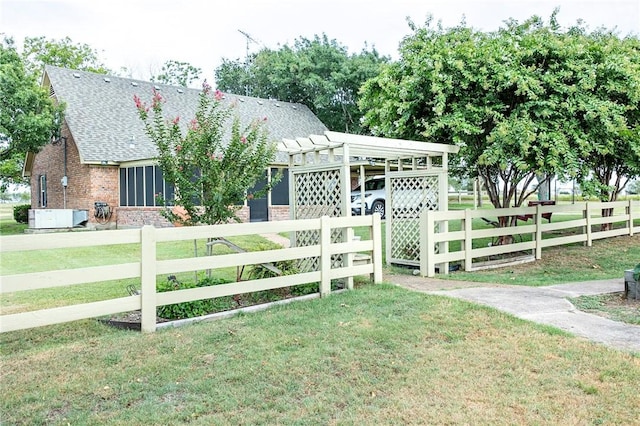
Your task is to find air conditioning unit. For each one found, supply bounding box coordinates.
[73,209,88,226]
[32,209,89,229]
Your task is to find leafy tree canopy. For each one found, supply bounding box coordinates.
[359,12,640,213]
[151,60,202,87]
[1,35,110,188]
[215,34,389,134]
[0,37,63,188]
[571,31,640,201]
[21,36,110,77]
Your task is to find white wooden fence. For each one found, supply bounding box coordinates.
[421,200,640,277]
[1,215,382,333]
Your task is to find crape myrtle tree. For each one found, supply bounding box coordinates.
[359,13,640,232]
[134,81,277,227]
[215,34,389,134]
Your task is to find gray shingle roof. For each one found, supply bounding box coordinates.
[44,65,328,164]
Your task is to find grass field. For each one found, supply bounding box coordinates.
[0,203,27,235]
[1,284,639,425]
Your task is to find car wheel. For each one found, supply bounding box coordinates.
[371,200,385,219]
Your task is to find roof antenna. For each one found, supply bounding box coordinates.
[238,30,261,96]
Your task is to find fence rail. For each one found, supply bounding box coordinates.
[1,215,382,333]
[421,200,640,277]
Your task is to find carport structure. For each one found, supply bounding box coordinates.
[278,131,459,268]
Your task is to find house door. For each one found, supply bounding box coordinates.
[249,173,268,222]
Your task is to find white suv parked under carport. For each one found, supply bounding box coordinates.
[350,177,386,219]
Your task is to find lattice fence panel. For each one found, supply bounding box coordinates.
[292,168,345,272]
[293,169,343,220]
[389,175,440,263]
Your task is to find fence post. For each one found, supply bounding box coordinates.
[140,225,157,333]
[535,204,543,260]
[585,202,593,247]
[345,225,354,290]
[421,210,437,277]
[320,215,331,296]
[441,217,449,275]
[371,214,383,283]
[419,210,428,276]
[628,200,634,237]
[464,209,472,271]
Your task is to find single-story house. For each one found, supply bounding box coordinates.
[24,65,328,228]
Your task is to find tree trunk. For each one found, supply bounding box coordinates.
[478,166,540,246]
[537,173,551,201]
[601,208,614,231]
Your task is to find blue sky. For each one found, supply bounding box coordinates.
[1,0,638,84]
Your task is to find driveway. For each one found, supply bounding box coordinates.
[388,274,640,353]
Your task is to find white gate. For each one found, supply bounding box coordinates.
[387,170,445,266]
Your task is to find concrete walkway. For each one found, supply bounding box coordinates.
[425,279,640,352]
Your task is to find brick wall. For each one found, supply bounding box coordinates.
[30,135,120,227]
[116,207,173,228]
[29,133,289,229]
[30,138,65,209]
[269,206,290,221]
[116,206,257,228]
[235,206,250,223]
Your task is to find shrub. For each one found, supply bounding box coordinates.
[156,276,234,320]
[248,258,298,280]
[248,259,319,298]
[13,204,30,224]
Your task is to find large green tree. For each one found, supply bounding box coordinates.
[359,14,640,221]
[0,37,62,188]
[151,60,201,87]
[21,36,110,76]
[1,36,111,187]
[215,34,388,133]
[571,30,640,202]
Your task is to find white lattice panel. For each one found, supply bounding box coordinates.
[293,169,343,219]
[292,167,345,271]
[389,174,440,264]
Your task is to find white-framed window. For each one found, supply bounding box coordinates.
[38,174,47,207]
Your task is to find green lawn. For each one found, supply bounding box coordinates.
[1,284,639,425]
[0,203,27,235]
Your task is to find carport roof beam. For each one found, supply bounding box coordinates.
[279,131,459,161]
